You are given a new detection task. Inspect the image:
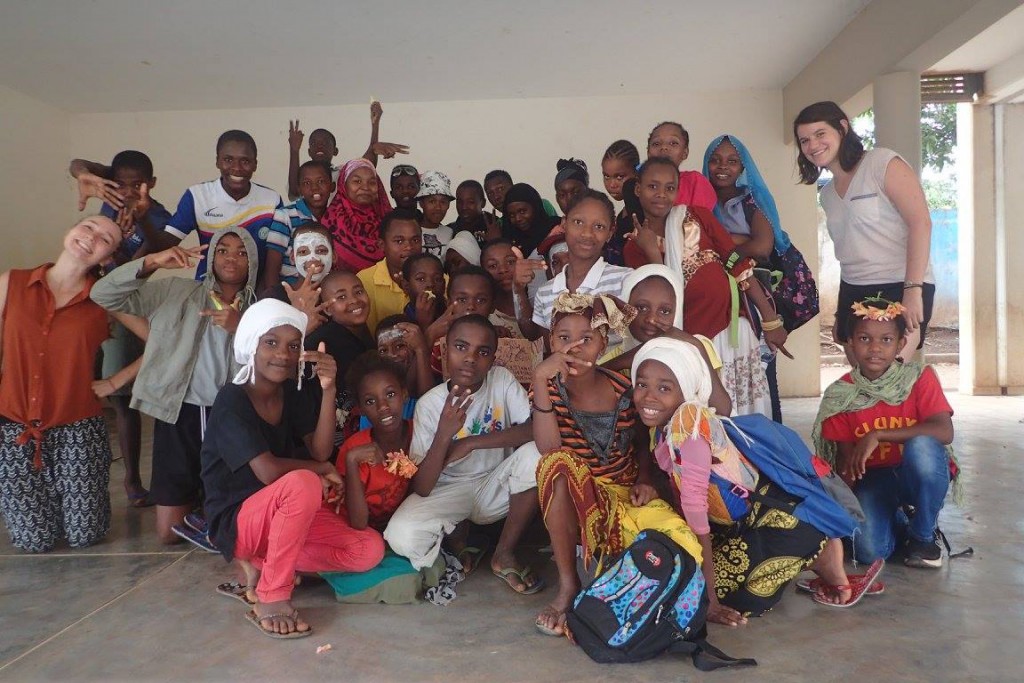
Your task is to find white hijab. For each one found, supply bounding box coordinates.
[232,299,309,388]
[445,230,482,266]
[631,337,711,406]
[620,263,685,331]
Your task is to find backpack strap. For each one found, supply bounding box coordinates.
[668,627,757,670]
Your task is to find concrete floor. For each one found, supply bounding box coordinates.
[1,390,1022,683]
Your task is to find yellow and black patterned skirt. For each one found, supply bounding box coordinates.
[711,481,826,617]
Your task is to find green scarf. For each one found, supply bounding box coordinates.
[812,361,962,503]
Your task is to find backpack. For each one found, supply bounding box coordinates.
[565,530,756,670]
[769,242,820,332]
[739,195,819,332]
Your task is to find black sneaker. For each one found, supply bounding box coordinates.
[904,536,943,568]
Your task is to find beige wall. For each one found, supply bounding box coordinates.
[4,88,822,396]
[0,85,76,267]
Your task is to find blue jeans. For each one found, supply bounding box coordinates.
[851,436,950,563]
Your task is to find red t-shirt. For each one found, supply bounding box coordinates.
[821,367,953,469]
[336,425,413,531]
[676,170,718,211]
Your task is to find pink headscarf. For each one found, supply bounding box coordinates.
[324,159,392,272]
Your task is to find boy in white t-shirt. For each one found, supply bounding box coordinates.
[384,315,544,594]
[416,170,455,258]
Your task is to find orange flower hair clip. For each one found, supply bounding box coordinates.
[850,295,906,322]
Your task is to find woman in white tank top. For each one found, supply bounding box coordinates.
[793,101,934,354]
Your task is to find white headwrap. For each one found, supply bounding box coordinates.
[293,231,333,283]
[232,299,309,388]
[621,264,685,330]
[445,231,482,266]
[631,338,711,407]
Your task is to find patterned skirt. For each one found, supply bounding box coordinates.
[711,318,771,417]
[711,480,826,616]
[538,449,702,567]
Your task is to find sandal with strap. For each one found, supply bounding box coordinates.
[245,609,312,639]
[216,581,256,605]
[812,559,885,608]
[797,574,885,596]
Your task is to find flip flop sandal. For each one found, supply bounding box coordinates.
[245,610,312,639]
[171,524,219,553]
[184,512,208,535]
[216,581,255,605]
[812,559,885,608]
[493,567,546,596]
[796,575,885,596]
[126,491,155,508]
[456,546,488,575]
[534,608,566,637]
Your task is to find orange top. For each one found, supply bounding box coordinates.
[336,424,413,532]
[0,265,109,468]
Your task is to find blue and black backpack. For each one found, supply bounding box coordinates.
[565,530,756,670]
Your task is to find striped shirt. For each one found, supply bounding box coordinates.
[532,368,638,485]
[267,198,316,282]
[164,179,283,279]
[532,257,633,329]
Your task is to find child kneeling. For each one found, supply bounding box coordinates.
[814,297,956,568]
[201,299,384,639]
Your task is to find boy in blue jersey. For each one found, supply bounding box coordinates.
[70,150,171,266]
[158,130,283,287]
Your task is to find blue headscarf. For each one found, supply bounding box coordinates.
[702,135,791,254]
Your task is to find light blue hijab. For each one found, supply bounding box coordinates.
[702,134,791,254]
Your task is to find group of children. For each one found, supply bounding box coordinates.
[0,100,957,646]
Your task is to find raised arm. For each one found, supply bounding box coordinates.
[411,386,473,497]
[361,101,409,167]
[300,342,339,462]
[70,158,125,211]
[286,119,303,201]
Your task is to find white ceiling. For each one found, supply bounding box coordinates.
[931,3,1024,72]
[0,0,871,113]
[930,3,1024,103]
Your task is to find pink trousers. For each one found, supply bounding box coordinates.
[234,470,384,602]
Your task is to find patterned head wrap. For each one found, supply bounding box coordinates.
[551,291,636,339]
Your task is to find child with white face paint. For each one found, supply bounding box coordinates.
[292,225,334,284]
[258,223,336,334]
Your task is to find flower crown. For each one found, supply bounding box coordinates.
[850,295,906,322]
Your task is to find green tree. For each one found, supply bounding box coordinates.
[852,103,957,172]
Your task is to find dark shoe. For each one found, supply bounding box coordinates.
[904,536,943,568]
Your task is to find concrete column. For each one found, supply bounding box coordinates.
[959,103,1024,395]
[872,71,922,172]
[998,104,1024,393]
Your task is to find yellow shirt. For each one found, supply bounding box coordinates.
[357,260,408,335]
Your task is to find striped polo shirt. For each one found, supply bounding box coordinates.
[164,179,283,279]
[532,257,634,330]
[266,198,317,283]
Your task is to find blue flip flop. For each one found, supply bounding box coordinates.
[171,524,219,553]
